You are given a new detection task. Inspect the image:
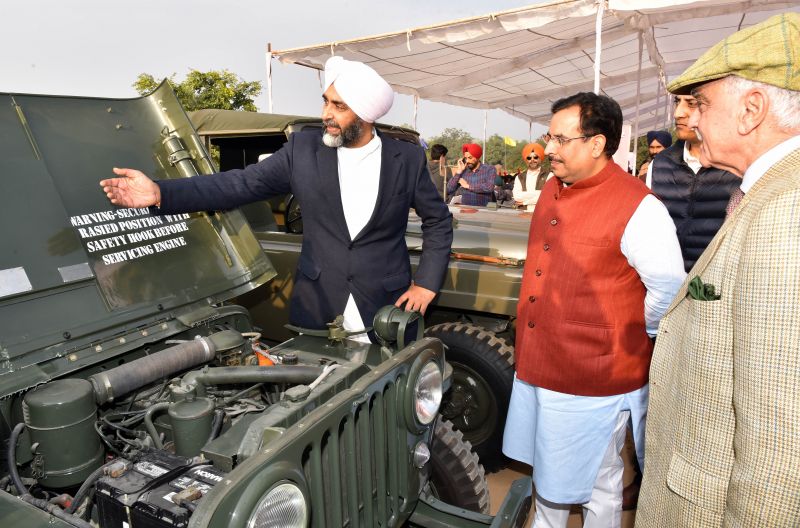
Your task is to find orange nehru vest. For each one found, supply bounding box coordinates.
[515,161,653,396]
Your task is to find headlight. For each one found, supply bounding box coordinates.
[247,482,308,528]
[414,361,443,425]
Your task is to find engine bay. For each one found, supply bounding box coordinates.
[2,313,382,528]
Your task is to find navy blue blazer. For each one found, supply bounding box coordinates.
[156,130,453,330]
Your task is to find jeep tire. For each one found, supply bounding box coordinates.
[429,418,490,514]
[426,322,514,472]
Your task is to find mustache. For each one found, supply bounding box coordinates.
[323,119,341,130]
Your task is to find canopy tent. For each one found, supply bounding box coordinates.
[270,0,798,142]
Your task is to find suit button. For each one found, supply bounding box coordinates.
[528,321,535,328]
[348,243,354,250]
[543,244,550,251]
[550,219,558,226]
[554,194,559,200]
[347,276,353,282]
[528,296,536,303]
[535,269,542,276]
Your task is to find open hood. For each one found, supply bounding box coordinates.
[0,82,275,383]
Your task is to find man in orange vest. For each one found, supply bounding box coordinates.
[502,92,685,527]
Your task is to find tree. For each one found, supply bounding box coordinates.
[482,134,530,173]
[424,128,536,173]
[133,69,262,112]
[426,128,475,164]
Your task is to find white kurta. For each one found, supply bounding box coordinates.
[336,133,382,342]
[513,168,547,205]
[503,194,686,504]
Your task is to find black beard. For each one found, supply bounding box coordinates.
[322,118,364,147]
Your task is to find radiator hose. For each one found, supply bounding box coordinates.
[89,337,216,404]
[181,365,324,396]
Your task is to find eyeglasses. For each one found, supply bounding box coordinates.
[526,155,539,161]
[543,133,590,147]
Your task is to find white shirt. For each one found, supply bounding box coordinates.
[336,133,382,342]
[740,134,800,193]
[513,168,552,205]
[645,141,702,189]
[621,194,687,336]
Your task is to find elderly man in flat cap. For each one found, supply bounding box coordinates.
[637,12,800,528]
[100,57,453,341]
[447,143,497,206]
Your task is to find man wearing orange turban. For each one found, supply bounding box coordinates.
[514,143,552,210]
[446,143,497,206]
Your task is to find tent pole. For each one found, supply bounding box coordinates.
[412,95,419,130]
[594,0,605,94]
[483,110,487,164]
[654,87,661,134]
[529,121,533,143]
[266,43,273,113]
[664,90,671,129]
[632,32,643,174]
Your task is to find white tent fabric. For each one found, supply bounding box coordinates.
[272,0,798,132]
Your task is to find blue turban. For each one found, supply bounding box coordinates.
[646,130,672,149]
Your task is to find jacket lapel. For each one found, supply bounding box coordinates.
[665,224,730,316]
[664,148,800,317]
[353,132,403,243]
[316,141,351,241]
[665,187,744,317]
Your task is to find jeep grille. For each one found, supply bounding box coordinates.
[302,375,407,528]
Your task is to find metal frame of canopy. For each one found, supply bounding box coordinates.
[268,0,798,170]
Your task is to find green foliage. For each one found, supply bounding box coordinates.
[635,135,650,172]
[424,127,551,174]
[133,70,262,112]
[424,128,528,171]
[425,128,475,164]
[483,134,526,173]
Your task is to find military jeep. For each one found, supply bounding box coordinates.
[0,84,531,527]
[189,109,534,471]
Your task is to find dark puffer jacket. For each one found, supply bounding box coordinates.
[651,141,740,272]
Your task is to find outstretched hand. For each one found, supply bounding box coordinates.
[99,168,161,208]
[395,283,436,314]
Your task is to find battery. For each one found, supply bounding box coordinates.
[95,450,226,528]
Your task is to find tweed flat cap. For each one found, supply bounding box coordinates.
[668,12,800,95]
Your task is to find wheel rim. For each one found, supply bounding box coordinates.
[440,361,499,446]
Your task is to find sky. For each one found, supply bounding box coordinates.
[1,0,548,142]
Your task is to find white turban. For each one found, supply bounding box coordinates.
[323,56,394,123]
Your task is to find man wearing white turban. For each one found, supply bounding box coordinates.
[322,56,394,127]
[101,57,453,340]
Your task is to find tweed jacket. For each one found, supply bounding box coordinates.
[636,146,800,527]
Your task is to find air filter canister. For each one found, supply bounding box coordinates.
[168,396,214,457]
[23,378,104,488]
